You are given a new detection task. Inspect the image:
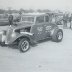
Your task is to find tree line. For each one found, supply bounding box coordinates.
[0,8,61,14]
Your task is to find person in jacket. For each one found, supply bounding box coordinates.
[8,15,13,26]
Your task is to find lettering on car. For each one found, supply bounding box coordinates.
[37,27,43,34]
[46,26,51,31]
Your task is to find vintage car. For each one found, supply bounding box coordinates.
[0,13,63,52]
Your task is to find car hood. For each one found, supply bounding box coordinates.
[11,22,33,30]
[0,22,33,31]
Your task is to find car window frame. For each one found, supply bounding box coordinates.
[35,15,45,24]
[21,16,35,23]
[45,15,49,23]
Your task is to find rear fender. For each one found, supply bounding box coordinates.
[50,27,59,36]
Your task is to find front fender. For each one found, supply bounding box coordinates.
[5,32,35,44]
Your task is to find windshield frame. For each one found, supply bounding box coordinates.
[21,16,35,23]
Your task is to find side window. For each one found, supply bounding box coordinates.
[45,16,49,22]
[22,16,34,22]
[36,16,44,23]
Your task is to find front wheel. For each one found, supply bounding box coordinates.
[0,42,6,47]
[52,29,63,42]
[18,38,30,52]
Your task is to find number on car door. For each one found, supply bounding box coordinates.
[31,16,46,41]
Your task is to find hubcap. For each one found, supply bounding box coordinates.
[57,32,63,40]
[21,40,29,51]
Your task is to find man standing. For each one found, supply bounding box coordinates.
[63,13,69,28]
[8,15,13,26]
[69,14,72,29]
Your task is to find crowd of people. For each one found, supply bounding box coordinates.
[62,13,72,29]
[51,13,72,29]
[0,12,72,29]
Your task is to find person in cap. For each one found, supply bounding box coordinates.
[8,15,13,26]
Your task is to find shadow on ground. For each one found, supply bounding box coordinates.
[0,38,51,51]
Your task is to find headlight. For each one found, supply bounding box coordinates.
[11,32,16,37]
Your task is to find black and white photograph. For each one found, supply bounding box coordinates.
[0,0,72,72]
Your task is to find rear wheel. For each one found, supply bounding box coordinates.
[18,38,30,52]
[52,29,63,42]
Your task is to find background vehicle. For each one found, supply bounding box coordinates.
[0,13,63,52]
[0,14,9,26]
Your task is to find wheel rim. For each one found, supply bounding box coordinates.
[21,40,29,51]
[57,32,63,40]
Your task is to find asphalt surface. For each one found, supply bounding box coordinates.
[0,29,72,72]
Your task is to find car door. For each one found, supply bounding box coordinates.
[44,15,52,38]
[31,16,46,41]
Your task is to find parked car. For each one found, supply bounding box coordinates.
[0,14,9,26]
[0,13,63,52]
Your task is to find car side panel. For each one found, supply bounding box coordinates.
[31,23,46,41]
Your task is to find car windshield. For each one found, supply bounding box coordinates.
[22,16,34,23]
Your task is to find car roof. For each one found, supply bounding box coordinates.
[22,13,48,16]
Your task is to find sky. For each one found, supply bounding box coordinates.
[0,0,72,12]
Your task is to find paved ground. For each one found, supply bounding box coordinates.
[0,29,72,72]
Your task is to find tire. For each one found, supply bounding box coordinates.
[52,29,63,42]
[0,42,6,47]
[18,38,30,52]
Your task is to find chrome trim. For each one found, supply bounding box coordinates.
[20,32,33,36]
